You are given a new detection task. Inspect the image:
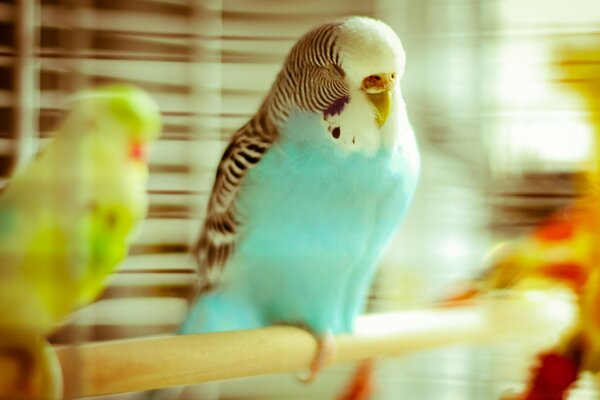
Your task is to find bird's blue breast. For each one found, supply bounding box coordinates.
[181,112,419,335]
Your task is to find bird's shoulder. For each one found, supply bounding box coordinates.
[193,119,277,286]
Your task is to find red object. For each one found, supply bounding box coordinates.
[522,352,579,400]
[129,140,146,161]
[338,359,375,400]
[540,263,589,292]
[535,218,575,242]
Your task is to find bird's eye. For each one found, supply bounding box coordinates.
[328,63,345,79]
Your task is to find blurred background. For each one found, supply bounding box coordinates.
[1,0,600,398]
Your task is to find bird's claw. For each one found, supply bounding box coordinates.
[296,332,337,384]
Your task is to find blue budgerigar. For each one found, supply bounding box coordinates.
[185,15,419,383]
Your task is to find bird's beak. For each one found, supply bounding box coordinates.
[361,73,396,127]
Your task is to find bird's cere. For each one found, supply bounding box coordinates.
[361,73,396,94]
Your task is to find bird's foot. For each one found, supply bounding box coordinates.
[296,331,337,384]
[337,359,375,400]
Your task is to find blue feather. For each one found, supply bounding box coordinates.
[182,111,419,335]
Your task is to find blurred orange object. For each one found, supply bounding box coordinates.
[472,45,600,399]
[338,359,375,400]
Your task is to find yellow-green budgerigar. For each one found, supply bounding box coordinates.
[0,84,161,335]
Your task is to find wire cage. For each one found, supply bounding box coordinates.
[1,0,600,399]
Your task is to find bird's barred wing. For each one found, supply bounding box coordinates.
[193,124,274,286]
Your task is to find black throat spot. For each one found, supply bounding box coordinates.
[332,127,341,139]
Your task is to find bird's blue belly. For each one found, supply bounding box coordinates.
[225,114,416,334]
[181,112,418,335]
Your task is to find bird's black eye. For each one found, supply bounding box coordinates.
[328,63,345,79]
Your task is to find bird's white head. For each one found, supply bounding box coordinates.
[329,17,407,154]
[337,17,406,96]
[64,84,162,162]
[272,17,409,155]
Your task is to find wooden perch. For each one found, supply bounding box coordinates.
[55,293,574,398]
